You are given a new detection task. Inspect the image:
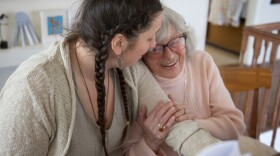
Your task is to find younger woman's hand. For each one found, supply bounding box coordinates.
[137,101,176,153]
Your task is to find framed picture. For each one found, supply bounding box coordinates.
[40,9,68,44]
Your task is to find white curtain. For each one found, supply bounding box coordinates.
[208,0,246,27]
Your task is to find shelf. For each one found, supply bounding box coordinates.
[0,43,50,68]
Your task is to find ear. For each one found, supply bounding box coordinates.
[111,33,128,55]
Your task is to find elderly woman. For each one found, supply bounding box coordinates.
[123,6,246,156]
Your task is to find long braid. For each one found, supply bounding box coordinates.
[116,68,130,123]
[116,68,130,143]
[95,32,110,156]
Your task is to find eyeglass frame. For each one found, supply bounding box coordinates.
[147,34,187,55]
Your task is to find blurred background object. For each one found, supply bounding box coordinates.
[12,12,39,47]
[0,13,8,49]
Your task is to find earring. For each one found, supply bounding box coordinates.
[117,55,123,69]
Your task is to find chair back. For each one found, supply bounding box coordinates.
[238,22,280,147]
[219,67,272,139]
[240,22,280,68]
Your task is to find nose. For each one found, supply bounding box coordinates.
[162,47,176,59]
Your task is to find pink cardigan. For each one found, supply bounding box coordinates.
[123,51,246,156]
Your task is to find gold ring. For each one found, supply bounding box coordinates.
[185,109,190,114]
[158,123,166,132]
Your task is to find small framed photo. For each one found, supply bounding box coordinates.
[40,9,69,44]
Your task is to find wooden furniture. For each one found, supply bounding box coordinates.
[240,22,280,67]
[219,67,272,138]
[239,22,280,147]
[239,135,278,156]
[197,135,278,156]
[273,82,280,147]
[206,19,245,53]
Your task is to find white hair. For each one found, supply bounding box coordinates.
[156,6,196,56]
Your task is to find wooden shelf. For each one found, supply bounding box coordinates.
[0,43,49,68]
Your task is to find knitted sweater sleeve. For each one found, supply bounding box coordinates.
[122,61,169,156]
[0,66,53,155]
[195,52,246,140]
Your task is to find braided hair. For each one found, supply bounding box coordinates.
[65,0,162,155]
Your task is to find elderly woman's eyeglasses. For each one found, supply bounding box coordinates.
[147,35,187,55]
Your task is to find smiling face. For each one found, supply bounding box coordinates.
[120,13,163,67]
[142,25,186,78]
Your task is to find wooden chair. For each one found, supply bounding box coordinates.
[219,67,272,139]
[229,22,280,147]
[240,22,280,135]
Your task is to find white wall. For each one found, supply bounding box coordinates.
[246,0,280,25]
[161,0,210,51]
[244,0,280,65]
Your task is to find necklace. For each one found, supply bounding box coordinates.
[176,61,187,104]
[74,50,110,123]
[183,65,187,104]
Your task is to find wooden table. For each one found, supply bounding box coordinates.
[239,135,278,156]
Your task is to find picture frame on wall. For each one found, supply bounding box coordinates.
[39,9,68,44]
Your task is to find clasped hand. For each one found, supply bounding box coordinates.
[137,99,196,153]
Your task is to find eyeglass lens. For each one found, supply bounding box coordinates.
[149,36,186,54]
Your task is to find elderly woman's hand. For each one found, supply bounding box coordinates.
[137,102,176,153]
[173,104,196,122]
[168,95,196,122]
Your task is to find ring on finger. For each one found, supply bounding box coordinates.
[184,108,191,114]
[158,123,166,132]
